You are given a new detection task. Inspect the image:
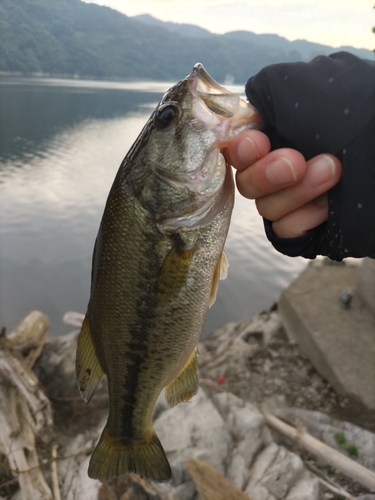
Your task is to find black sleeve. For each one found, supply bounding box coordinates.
[245,52,375,261]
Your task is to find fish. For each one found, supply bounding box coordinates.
[76,63,262,483]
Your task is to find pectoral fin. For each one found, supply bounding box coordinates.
[209,250,229,308]
[76,314,104,404]
[157,242,196,299]
[164,348,199,407]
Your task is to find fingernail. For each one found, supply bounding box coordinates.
[303,155,336,188]
[237,136,259,163]
[266,156,297,185]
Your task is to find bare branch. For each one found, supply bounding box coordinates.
[51,444,62,500]
[262,409,375,492]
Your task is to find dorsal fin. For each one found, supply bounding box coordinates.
[76,314,105,404]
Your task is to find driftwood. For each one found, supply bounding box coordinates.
[186,458,251,500]
[262,409,375,492]
[0,311,54,500]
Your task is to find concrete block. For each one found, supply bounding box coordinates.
[357,258,375,315]
[278,261,375,411]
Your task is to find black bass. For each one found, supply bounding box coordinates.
[76,64,262,482]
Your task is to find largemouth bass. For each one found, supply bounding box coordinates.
[76,64,262,483]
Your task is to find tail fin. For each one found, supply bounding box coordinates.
[88,426,171,483]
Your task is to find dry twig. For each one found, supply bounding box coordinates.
[51,444,61,500]
[262,409,375,492]
[304,461,357,500]
[199,378,226,393]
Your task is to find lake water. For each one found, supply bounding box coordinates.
[0,76,307,336]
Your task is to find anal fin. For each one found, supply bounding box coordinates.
[164,348,199,407]
[76,314,104,403]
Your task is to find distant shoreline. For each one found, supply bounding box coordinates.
[0,71,176,83]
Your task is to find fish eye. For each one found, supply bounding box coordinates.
[154,103,179,130]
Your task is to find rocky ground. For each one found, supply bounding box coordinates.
[199,307,375,432]
[1,309,375,500]
[198,309,375,499]
[199,310,341,415]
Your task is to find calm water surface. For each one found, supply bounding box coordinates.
[0,76,307,336]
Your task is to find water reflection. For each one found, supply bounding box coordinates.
[0,76,306,336]
[0,78,164,163]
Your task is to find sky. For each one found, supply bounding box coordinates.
[85,0,375,51]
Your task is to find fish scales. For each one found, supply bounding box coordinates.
[76,63,262,482]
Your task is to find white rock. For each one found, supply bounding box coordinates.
[227,449,249,491]
[58,428,103,500]
[246,442,280,484]
[263,447,304,499]
[154,388,232,484]
[210,390,246,416]
[245,484,278,500]
[231,406,272,468]
[173,480,197,500]
[245,443,311,500]
[284,472,320,500]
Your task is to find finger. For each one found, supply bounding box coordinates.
[235,148,307,199]
[272,196,329,238]
[256,154,342,221]
[223,130,271,171]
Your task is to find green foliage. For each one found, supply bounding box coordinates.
[334,432,359,457]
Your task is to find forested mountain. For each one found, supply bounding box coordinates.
[1,0,373,82]
[133,14,213,39]
[134,14,373,62]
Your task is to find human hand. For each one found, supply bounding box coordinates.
[223,130,342,238]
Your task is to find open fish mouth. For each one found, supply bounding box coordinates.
[186,63,262,141]
[152,63,263,225]
[188,63,240,117]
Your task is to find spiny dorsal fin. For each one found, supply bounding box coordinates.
[209,250,229,308]
[76,314,104,404]
[164,347,199,407]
